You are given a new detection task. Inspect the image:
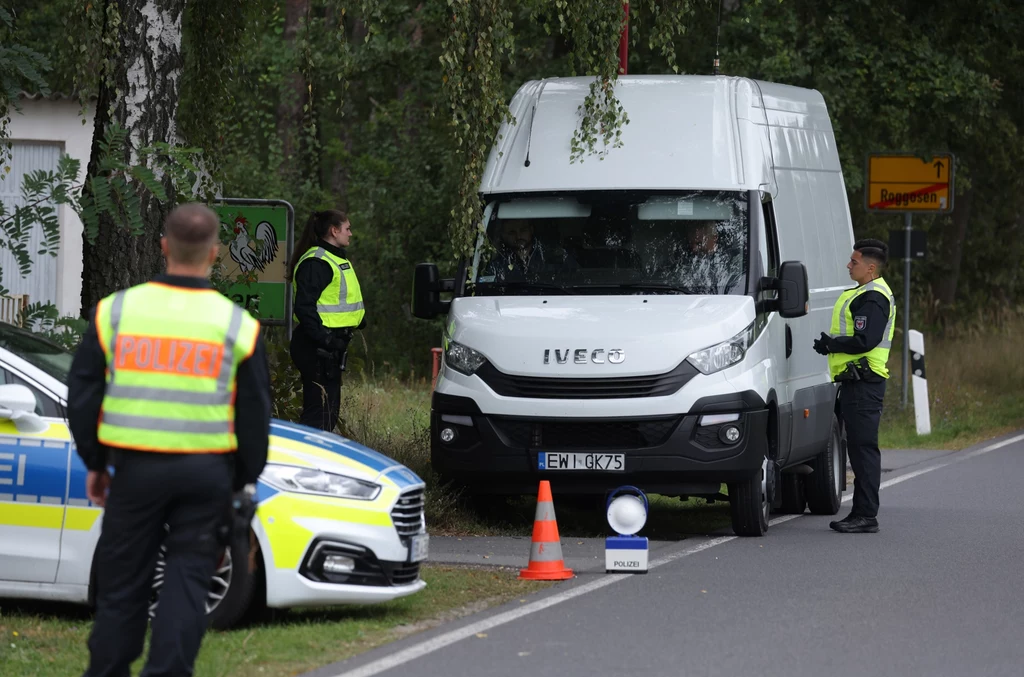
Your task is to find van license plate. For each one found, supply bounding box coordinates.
[538,452,625,471]
[408,534,429,563]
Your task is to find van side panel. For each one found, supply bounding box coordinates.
[755,79,851,467]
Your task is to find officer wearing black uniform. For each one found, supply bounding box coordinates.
[813,238,895,534]
[68,203,272,677]
[286,209,366,432]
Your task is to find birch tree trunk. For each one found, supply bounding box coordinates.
[80,0,185,315]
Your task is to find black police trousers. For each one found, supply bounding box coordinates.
[83,451,232,677]
[292,344,342,432]
[838,378,887,519]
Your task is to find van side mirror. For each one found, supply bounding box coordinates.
[0,384,48,433]
[412,263,453,320]
[761,261,809,318]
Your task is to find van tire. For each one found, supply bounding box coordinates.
[728,456,770,537]
[805,414,843,515]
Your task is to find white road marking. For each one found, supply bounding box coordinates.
[325,432,1024,677]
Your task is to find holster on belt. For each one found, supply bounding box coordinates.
[835,357,882,383]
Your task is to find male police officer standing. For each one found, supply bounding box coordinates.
[813,238,895,534]
[67,203,272,677]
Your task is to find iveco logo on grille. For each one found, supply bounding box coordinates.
[543,349,625,365]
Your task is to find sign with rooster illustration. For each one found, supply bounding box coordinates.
[224,215,278,274]
[213,204,291,322]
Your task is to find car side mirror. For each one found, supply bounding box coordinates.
[761,261,809,318]
[0,384,49,434]
[412,263,453,320]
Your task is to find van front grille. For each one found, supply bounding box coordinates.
[474,360,698,400]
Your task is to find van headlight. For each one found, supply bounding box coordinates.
[445,339,488,375]
[686,321,756,375]
[261,464,381,500]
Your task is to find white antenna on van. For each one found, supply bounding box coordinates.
[713,0,723,75]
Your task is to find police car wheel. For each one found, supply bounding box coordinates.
[148,528,257,630]
[728,454,770,537]
[805,413,843,515]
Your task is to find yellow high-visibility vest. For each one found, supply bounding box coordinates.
[292,246,365,328]
[94,282,261,453]
[827,277,896,380]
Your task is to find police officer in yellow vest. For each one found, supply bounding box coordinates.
[813,238,895,534]
[67,203,272,677]
[285,209,365,431]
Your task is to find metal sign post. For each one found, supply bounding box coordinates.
[866,153,954,408]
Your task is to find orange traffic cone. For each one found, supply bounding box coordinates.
[519,481,574,580]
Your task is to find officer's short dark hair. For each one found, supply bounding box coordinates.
[854,238,888,268]
[164,203,219,265]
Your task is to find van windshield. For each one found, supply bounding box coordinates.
[471,191,749,296]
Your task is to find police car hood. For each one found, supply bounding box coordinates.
[447,295,754,377]
[266,421,424,490]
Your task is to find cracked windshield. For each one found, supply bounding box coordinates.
[472,191,749,296]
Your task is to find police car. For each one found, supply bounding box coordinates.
[0,321,429,629]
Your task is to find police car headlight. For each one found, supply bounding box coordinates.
[686,321,756,375]
[261,464,381,501]
[445,339,488,375]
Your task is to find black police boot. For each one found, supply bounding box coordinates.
[829,512,859,530]
[832,516,879,533]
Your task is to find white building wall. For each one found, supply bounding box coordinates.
[0,95,97,319]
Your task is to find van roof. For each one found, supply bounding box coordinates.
[479,74,836,196]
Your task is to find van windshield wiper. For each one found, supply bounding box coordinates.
[572,282,696,295]
[482,281,571,295]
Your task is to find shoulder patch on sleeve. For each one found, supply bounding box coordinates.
[854,315,867,331]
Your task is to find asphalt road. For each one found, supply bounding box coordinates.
[308,431,1024,677]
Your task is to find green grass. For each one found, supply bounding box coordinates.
[0,565,550,677]
[878,317,1024,450]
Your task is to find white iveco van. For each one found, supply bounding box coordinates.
[412,75,853,536]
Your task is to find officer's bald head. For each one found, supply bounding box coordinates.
[163,203,220,267]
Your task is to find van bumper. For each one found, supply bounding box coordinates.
[430,391,769,496]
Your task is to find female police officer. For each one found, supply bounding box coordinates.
[285,209,365,431]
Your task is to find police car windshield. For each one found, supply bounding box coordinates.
[0,322,74,382]
[470,191,749,296]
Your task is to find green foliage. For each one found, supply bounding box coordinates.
[0,154,78,296]
[18,301,88,351]
[440,0,517,258]
[7,0,1024,379]
[0,6,53,170]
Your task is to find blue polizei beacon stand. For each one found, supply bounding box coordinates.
[605,485,649,574]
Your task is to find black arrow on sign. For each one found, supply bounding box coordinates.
[933,160,945,179]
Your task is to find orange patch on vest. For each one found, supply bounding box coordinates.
[115,335,223,378]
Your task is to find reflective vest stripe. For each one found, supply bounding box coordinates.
[311,248,365,313]
[99,412,232,434]
[106,290,127,379]
[103,384,232,405]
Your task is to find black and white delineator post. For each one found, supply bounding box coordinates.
[605,486,649,573]
[909,329,931,435]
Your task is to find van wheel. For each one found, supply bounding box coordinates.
[149,528,257,631]
[777,473,806,514]
[728,456,770,537]
[805,413,843,515]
